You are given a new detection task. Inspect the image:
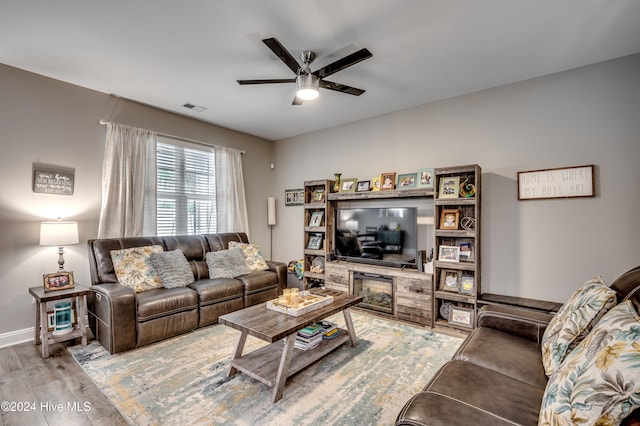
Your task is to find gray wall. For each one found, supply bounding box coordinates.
[0,64,274,344]
[272,54,640,302]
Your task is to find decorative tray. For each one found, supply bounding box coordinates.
[266,291,334,316]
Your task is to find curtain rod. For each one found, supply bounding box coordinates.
[99,120,245,154]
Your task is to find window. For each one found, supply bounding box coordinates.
[155,138,216,236]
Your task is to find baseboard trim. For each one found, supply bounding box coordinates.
[0,327,34,349]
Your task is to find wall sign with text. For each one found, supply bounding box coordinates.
[33,169,75,195]
[517,165,594,200]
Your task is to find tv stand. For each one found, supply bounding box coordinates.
[324,260,432,326]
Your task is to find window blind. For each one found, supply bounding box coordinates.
[156,139,216,236]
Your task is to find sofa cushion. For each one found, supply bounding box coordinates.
[205,247,251,279]
[541,276,617,376]
[135,287,198,322]
[188,278,244,305]
[148,249,195,288]
[539,300,640,425]
[454,327,548,388]
[228,241,269,271]
[110,245,164,293]
[236,270,279,294]
[396,360,544,426]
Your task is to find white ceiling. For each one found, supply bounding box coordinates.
[1,1,640,141]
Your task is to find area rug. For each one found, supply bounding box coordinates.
[68,312,462,425]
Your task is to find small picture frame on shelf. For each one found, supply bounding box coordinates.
[438,245,460,262]
[448,305,474,327]
[307,233,323,250]
[458,239,474,262]
[340,178,357,193]
[439,269,460,292]
[439,209,460,230]
[417,168,434,189]
[439,176,460,198]
[285,188,304,206]
[308,211,324,227]
[371,176,381,192]
[381,172,396,190]
[397,173,417,189]
[356,180,371,192]
[459,273,475,295]
[43,271,75,291]
[311,188,325,202]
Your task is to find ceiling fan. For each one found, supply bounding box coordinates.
[237,37,372,105]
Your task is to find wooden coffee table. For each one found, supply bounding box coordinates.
[218,289,363,402]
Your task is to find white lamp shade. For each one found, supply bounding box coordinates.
[40,221,79,246]
[267,197,276,226]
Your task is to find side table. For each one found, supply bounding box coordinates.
[29,285,89,358]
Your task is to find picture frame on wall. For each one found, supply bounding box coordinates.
[285,188,304,206]
[448,305,474,327]
[417,168,435,189]
[380,172,396,190]
[439,209,460,230]
[438,176,460,199]
[438,245,460,262]
[397,173,417,189]
[43,271,75,292]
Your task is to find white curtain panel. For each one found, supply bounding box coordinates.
[97,123,157,238]
[214,145,249,236]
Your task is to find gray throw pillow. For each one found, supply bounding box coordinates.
[148,249,194,288]
[206,247,251,279]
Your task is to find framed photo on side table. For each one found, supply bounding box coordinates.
[449,306,474,327]
[43,271,75,291]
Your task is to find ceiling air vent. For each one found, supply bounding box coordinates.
[182,102,207,112]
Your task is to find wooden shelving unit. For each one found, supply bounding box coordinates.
[303,179,334,289]
[433,164,481,331]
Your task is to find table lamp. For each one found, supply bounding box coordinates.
[40,219,79,271]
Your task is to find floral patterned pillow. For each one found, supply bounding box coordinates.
[110,245,164,293]
[541,277,617,376]
[539,300,640,425]
[228,241,269,271]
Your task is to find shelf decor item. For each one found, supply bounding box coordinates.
[332,173,341,193]
[381,172,396,190]
[397,173,417,189]
[43,271,75,292]
[440,209,460,230]
[307,233,323,250]
[356,180,371,192]
[339,178,357,192]
[459,177,476,198]
[439,270,460,292]
[459,274,475,295]
[438,245,460,262]
[371,176,381,191]
[448,305,474,327]
[438,176,460,198]
[417,168,435,189]
[308,211,324,227]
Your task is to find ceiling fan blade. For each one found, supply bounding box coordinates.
[319,80,365,96]
[237,78,295,85]
[313,48,372,79]
[292,96,304,106]
[262,38,300,75]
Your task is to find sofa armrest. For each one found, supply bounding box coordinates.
[266,260,287,292]
[88,283,137,354]
[477,304,554,343]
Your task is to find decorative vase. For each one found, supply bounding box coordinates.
[332,173,341,192]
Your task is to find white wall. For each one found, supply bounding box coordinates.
[0,64,274,344]
[273,54,640,303]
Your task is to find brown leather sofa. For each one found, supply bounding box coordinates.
[87,232,286,354]
[396,265,640,426]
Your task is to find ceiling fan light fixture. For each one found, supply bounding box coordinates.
[296,73,319,100]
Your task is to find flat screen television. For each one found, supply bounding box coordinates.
[334,206,420,268]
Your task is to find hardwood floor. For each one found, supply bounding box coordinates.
[0,336,127,426]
